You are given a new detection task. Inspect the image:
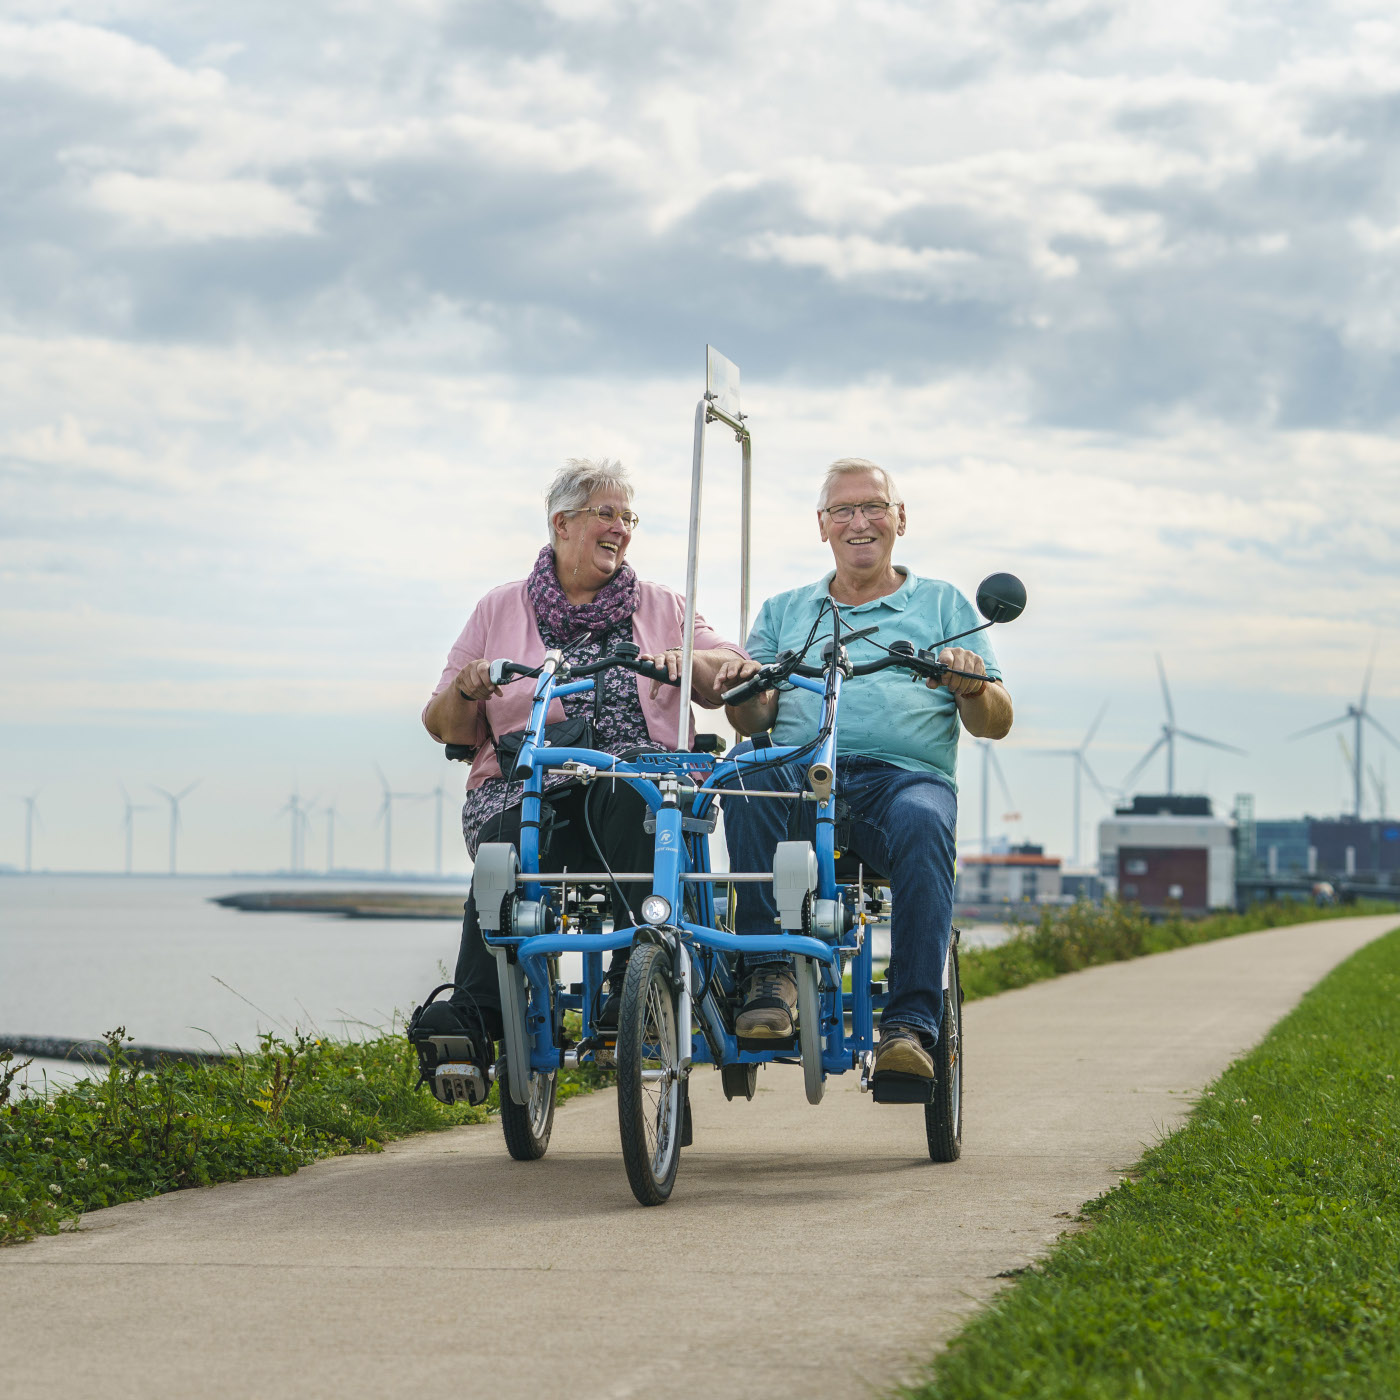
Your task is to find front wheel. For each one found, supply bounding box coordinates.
[616,942,683,1205]
[924,941,962,1162]
[498,1057,556,1161]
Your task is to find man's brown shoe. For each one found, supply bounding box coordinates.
[735,967,798,1038]
[874,1024,935,1079]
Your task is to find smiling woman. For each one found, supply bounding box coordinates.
[411,458,746,1096]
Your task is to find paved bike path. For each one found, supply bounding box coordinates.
[3,914,1394,1400]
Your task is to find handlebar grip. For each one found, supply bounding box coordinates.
[444,744,475,762]
[721,675,768,705]
[631,659,679,686]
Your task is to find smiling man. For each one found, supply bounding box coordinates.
[716,458,1013,1083]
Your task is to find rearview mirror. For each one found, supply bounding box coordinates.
[975,573,1026,625]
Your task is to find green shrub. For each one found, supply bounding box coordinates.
[960,898,1400,1003]
[1,1025,607,1247]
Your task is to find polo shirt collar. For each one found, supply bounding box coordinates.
[814,566,913,614]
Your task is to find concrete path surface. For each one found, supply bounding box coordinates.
[3,914,1395,1400]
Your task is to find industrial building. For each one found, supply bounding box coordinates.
[1236,810,1400,882]
[1098,795,1236,913]
[955,843,1063,912]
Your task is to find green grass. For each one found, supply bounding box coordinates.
[903,922,1400,1400]
[958,898,1400,1004]
[0,1027,609,1247]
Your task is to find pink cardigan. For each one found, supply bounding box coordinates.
[425,578,743,790]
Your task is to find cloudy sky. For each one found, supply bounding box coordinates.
[3,0,1398,876]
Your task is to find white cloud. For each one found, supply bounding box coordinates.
[5,0,1400,869]
[87,172,318,240]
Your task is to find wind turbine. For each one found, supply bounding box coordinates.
[374,766,427,875]
[1027,702,1111,866]
[1288,649,1398,819]
[119,783,153,875]
[151,781,200,876]
[431,781,446,877]
[276,787,316,874]
[970,740,1017,852]
[324,802,337,873]
[1122,654,1245,795]
[18,792,40,873]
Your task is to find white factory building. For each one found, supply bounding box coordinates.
[1098,795,1235,913]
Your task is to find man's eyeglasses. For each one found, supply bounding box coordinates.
[566,505,640,530]
[823,500,891,524]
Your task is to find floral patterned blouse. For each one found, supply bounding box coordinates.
[460,617,651,857]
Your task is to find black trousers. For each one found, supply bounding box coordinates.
[452,781,654,1038]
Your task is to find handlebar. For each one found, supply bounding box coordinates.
[487,644,680,690]
[720,640,989,704]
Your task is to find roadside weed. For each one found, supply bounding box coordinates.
[0,1027,607,1247]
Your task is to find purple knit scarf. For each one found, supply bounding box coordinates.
[527,545,639,647]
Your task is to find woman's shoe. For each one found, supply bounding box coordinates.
[408,997,494,1106]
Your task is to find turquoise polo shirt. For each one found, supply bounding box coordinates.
[745,568,1002,792]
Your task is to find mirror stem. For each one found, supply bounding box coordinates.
[927,618,995,651]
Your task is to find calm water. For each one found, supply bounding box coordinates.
[1,875,471,1085]
[1,875,1010,1086]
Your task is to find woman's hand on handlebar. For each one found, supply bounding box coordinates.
[455,658,503,702]
[929,647,988,698]
[641,648,685,698]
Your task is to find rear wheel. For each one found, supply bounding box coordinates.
[795,956,824,1105]
[924,942,962,1162]
[498,1057,556,1161]
[616,942,683,1205]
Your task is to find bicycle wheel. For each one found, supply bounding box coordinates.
[498,1055,556,1161]
[616,942,683,1205]
[795,956,824,1105]
[924,941,962,1162]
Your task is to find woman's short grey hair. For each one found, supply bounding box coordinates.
[545,458,635,547]
[816,457,903,512]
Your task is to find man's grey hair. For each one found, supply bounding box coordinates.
[816,457,903,512]
[545,458,635,546]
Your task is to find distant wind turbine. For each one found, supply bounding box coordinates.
[1027,702,1111,866]
[151,781,200,876]
[18,792,40,873]
[431,781,446,877]
[277,787,317,874]
[375,765,428,875]
[1288,648,1398,819]
[970,740,1017,852]
[119,783,154,875]
[1121,654,1245,795]
[324,802,337,873]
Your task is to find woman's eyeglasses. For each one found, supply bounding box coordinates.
[822,500,891,524]
[567,505,640,530]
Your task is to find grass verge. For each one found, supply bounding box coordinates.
[0,1027,609,1247]
[904,921,1400,1400]
[959,897,1400,1003]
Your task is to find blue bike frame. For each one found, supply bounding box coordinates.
[483,653,878,1081]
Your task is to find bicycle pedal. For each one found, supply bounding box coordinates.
[434,1062,490,1107]
[736,1034,797,1053]
[869,1070,935,1105]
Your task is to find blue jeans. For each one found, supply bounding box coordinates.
[721,753,958,1043]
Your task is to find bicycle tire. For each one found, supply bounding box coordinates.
[616,942,683,1205]
[795,956,825,1105]
[498,1056,556,1161]
[924,942,962,1162]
